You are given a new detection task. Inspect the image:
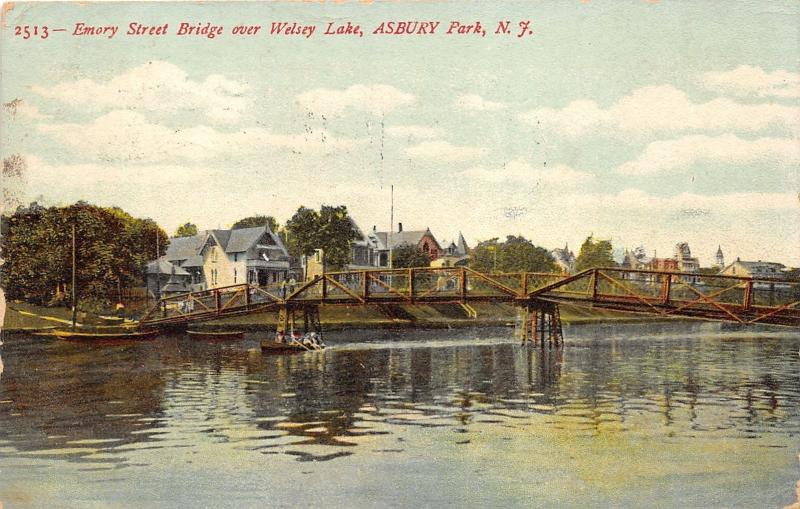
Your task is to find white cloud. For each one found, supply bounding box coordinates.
[405,140,488,162]
[37,110,365,163]
[296,84,415,117]
[519,85,800,137]
[385,125,443,139]
[702,65,800,99]
[617,134,800,175]
[455,94,507,112]
[463,159,593,184]
[32,61,250,124]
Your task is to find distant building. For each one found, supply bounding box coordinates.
[715,245,725,269]
[432,233,469,268]
[146,226,290,297]
[719,258,786,279]
[347,222,446,269]
[550,243,576,274]
[647,258,680,272]
[674,242,700,273]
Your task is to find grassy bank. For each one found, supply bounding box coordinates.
[2,300,670,334]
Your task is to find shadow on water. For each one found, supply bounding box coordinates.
[0,321,798,479]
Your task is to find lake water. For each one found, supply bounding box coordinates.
[0,321,798,508]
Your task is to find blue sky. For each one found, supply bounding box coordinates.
[1,1,798,266]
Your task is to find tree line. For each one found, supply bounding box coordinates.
[1,202,167,306]
[1,198,615,309]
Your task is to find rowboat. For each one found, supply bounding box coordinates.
[187,330,245,340]
[261,332,325,353]
[52,329,161,341]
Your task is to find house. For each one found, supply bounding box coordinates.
[146,226,290,297]
[719,258,786,279]
[550,243,576,274]
[647,257,680,272]
[351,223,443,268]
[432,233,469,268]
[674,242,700,273]
[620,246,650,280]
[375,223,443,262]
[346,221,386,270]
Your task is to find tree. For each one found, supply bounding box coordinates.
[284,206,320,258]
[175,222,198,237]
[317,205,362,269]
[468,236,556,273]
[575,235,615,271]
[284,205,362,270]
[469,238,500,273]
[391,243,432,268]
[1,202,167,306]
[231,215,279,232]
[496,235,556,273]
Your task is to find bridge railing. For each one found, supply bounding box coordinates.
[141,266,800,327]
[141,282,285,324]
[539,267,800,325]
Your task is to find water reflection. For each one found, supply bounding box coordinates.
[0,323,798,507]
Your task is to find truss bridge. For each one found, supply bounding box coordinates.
[141,267,800,343]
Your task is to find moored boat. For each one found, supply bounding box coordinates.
[53,329,161,341]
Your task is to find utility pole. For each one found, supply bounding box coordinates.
[71,224,77,330]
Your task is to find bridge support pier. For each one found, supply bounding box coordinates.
[517,301,563,347]
[276,305,323,342]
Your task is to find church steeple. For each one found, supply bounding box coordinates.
[715,245,724,268]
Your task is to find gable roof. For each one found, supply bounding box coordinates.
[375,228,441,250]
[163,226,288,262]
[226,226,270,253]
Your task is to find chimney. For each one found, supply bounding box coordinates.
[372,225,376,232]
[398,222,403,232]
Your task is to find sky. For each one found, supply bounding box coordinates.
[1,1,798,267]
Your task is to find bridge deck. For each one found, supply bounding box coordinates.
[140,267,800,328]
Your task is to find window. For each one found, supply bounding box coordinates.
[234,268,237,283]
[234,253,238,262]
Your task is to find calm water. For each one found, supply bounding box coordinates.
[0,321,798,508]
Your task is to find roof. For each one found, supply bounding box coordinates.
[735,260,785,269]
[375,228,440,250]
[163,226,288,262]
[456,233,468,256]
[182,255,204,268]
[165,235,204,262]
[225,226,268,253]
[146,259,190,276]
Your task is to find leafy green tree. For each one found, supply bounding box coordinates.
[468,238,500,273]
[496,235,557,273]
[391,243,432,268]
[575,235,615,271]
[317,205,362,270]
[469,236,555,273]
[284,205,362,270]
[231,215,279,232]
[284,206,320,258]
[2,201,167,306]
[175,222,198,237]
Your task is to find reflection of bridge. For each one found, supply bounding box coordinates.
[141,267,800,341]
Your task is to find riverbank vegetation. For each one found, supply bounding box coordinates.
[1,202,166,310]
